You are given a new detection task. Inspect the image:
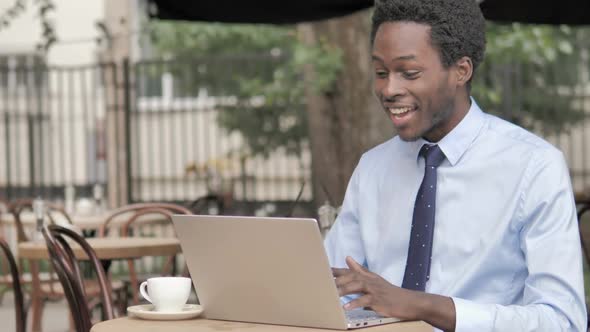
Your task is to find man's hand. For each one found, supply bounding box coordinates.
[332,256,456,331]
[332,256,420,320]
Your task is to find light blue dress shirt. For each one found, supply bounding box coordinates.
[324,99,587,331]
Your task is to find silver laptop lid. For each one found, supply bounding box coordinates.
[172,215,348,329]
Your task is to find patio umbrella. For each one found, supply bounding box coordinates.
[147,0,590,25]
[480,0,590,25]
[146,0,374,24]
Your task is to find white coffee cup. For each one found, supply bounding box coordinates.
[139,277,192,312]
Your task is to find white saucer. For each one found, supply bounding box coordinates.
[127,304,203,320]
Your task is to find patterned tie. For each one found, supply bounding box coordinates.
[402,144,446,291]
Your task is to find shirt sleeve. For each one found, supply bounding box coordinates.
[324,160,366,269]
[453,149,587,332]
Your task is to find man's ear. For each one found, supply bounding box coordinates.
[455,56,473,87]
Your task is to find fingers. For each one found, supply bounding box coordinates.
[334,268,357,288]
[345,256,366,273]
[334,257,370,296]
[343,294,372,311]
[332,267,350,277]
[337,279,365,297]
[333,257,364,275]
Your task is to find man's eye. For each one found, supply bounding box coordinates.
[402,71,420,79]
[375,71,388,79]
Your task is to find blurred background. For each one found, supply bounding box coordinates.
[0,0,589,216]
[2,1,590,331]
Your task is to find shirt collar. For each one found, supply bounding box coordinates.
[402,98,486,166]
[438,98,486,166]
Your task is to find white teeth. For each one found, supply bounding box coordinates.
[389,107,412,115]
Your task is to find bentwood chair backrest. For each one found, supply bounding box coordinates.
[42,224,115,332]
[0,199,15,303]
[0,237,26,332]
[578,202,590,329]
[98,203,192,304]
[10,199,73,243]
[0,199,8,237]
[123,207,181,304]
[578,204,590,268]
[186,193,225,214]
[98,202,192,237]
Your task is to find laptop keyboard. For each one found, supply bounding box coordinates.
[345,309,384,323]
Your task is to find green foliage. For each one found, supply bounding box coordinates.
[147,21,342,158]
[148,20,589,151]
[472,23,588,133]
[216,72,308,158]
[293,38,343,93]
[485,23,574,63]
[149,22,295,57]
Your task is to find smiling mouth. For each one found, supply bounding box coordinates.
[388,107,414,117]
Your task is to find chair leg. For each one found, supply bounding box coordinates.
[0,286,6,305]
[28,260,45,332]
[30,293,44,332]
[127,260,139,305]
[118,284,129,316]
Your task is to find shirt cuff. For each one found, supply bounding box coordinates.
[452,297,495,332]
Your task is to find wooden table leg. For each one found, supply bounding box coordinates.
[30,260,43,332]
[128,259,139,305]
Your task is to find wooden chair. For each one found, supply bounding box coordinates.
[10,198,74,243]
[98,203,192,304]
[0,198,16,304]
[577,202,590,330]
[186,194,225,214]
[42,224,114,332]
[9,198,72,330]
[98,203,192,237]
[0,237,26,332]
[578,203,590,267]
[10,198,126,331]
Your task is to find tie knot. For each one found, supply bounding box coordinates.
[420,144,445,167]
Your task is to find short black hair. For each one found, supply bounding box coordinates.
[371,0,486,74]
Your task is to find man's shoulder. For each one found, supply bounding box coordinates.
[360,136,403,162]
[352,137,403,174]
[483,113,561,156]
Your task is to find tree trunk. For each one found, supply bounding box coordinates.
[298,9,393,210]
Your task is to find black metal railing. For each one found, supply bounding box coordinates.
[0,62,116,202]
[0,55,313,213]
[1,54,590,209]
[128,55,311,208]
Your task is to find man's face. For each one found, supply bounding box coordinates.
[372,22,462,142]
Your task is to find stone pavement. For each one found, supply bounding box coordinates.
[0,290,198,332]
[1,292,70,332]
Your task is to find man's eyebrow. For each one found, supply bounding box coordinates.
[371,54,417,62]
[371,55,384,63]
[393,55,417,61]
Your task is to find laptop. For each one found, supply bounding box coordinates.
[172,215,400,329]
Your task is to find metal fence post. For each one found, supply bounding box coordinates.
[123,58,132,204]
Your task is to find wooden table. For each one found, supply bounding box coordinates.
[19,237,181,332]
[18,237,180,260]
[91,317,433,332]
[1,211,165,231]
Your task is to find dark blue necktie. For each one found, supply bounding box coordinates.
[402,144,446,292]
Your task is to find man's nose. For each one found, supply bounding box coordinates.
[381,77,406,99]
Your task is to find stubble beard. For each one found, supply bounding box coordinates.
[421,97,456,142]
[398,96,455,143]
